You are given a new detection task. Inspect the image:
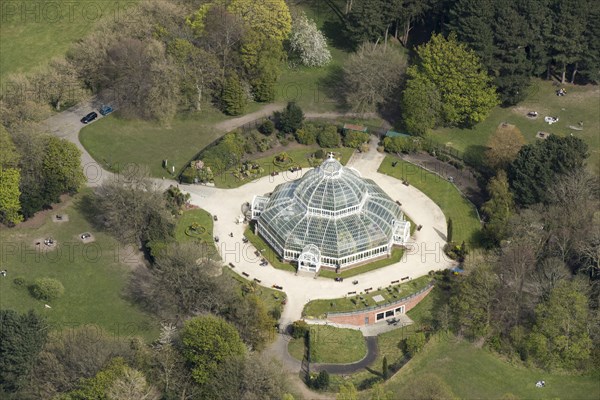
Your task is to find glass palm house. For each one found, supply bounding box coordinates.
[251,156,410,272]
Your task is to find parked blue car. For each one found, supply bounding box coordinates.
[99,105,113,116]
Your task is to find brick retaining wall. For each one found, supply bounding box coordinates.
[326,285,433,326]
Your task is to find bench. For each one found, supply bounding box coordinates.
[242,272,249,277]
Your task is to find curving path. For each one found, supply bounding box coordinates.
[44,101,455,398]
[312,336,378,374]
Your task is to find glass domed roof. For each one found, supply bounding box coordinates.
[257,157,406,260]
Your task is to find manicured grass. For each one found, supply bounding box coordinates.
[302,276,432,318]
[275,47,349,112]
[328,324,418,391]
[174,208,219,260]
[80,110,235,178]
[318,248,405,279]
[244,224,296,273]
[0,0,134,81]
[378,156,482,245]
[0,190,159,341]
[428,79,600,171]
[212,146,355,188]
[288,325,367,364]
[380,334,600,400]
[275,2,351,112]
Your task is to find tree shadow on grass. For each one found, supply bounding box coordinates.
[74,191,104,232]
[321,20,354,52]
[463,145,489,170]
[317,65,349,112]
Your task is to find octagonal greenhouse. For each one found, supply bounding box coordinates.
[251,156,410,272]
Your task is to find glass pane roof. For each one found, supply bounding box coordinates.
[258,158,406,260]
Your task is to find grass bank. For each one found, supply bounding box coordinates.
[288,325,367,364]
[303,276,431,318]
[378,156,481,245]
[380,334,600,400]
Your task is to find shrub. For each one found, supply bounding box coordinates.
[257,137,273,152]
[314,149,325,159]
[13,277,25,286]
[180,167,197,184]
[259,119,275,135]
[295,123,319,145]
[312,370,330,389]
[343,131,369,149]
[436,153,450,162]
[405,332,426,357]
[271,306,282,320]
[290,320,309,339]
[317,125,340,148]
[383,136,420,154]
[360,143,370,153]
[448,159,464,170]
[30,278,64,301]
[444,241,468,262]
[276,102,304,134]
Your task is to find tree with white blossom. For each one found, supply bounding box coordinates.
[289,12,331,67]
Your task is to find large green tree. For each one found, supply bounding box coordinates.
[400,71,441,135]
[453,265,499,338]
[0,310,48,393]
[42,136,85,204]
[181,315,246,385]
[402,33,498,128]
[228,0,291,43]
[0,167,22,225]
[447,0,532,105]
[550,0,588,83]
[481,170,515,245]
[528,280,592,369]
[508,135,588,206]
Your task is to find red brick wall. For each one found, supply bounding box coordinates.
[326,285,433,326]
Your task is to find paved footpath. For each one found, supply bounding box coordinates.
[44,103,455,397]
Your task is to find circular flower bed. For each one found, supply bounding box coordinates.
[273,152,294,168]
[185,223,206,238]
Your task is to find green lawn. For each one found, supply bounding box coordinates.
[318,248,405,279]
[303,276,432,318]
[0,0,134,81]
[379,334,600,400]
[275,1,351,112]
[0,190,159,341]
[378,156,482,245]
[288,325,367,364]
[174,208,219,260]
[244,223,296,273]
[213,146,355,188]
[80,110,236,178]
[428,79,600,171]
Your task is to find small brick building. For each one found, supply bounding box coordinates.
[326,284,433,326]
